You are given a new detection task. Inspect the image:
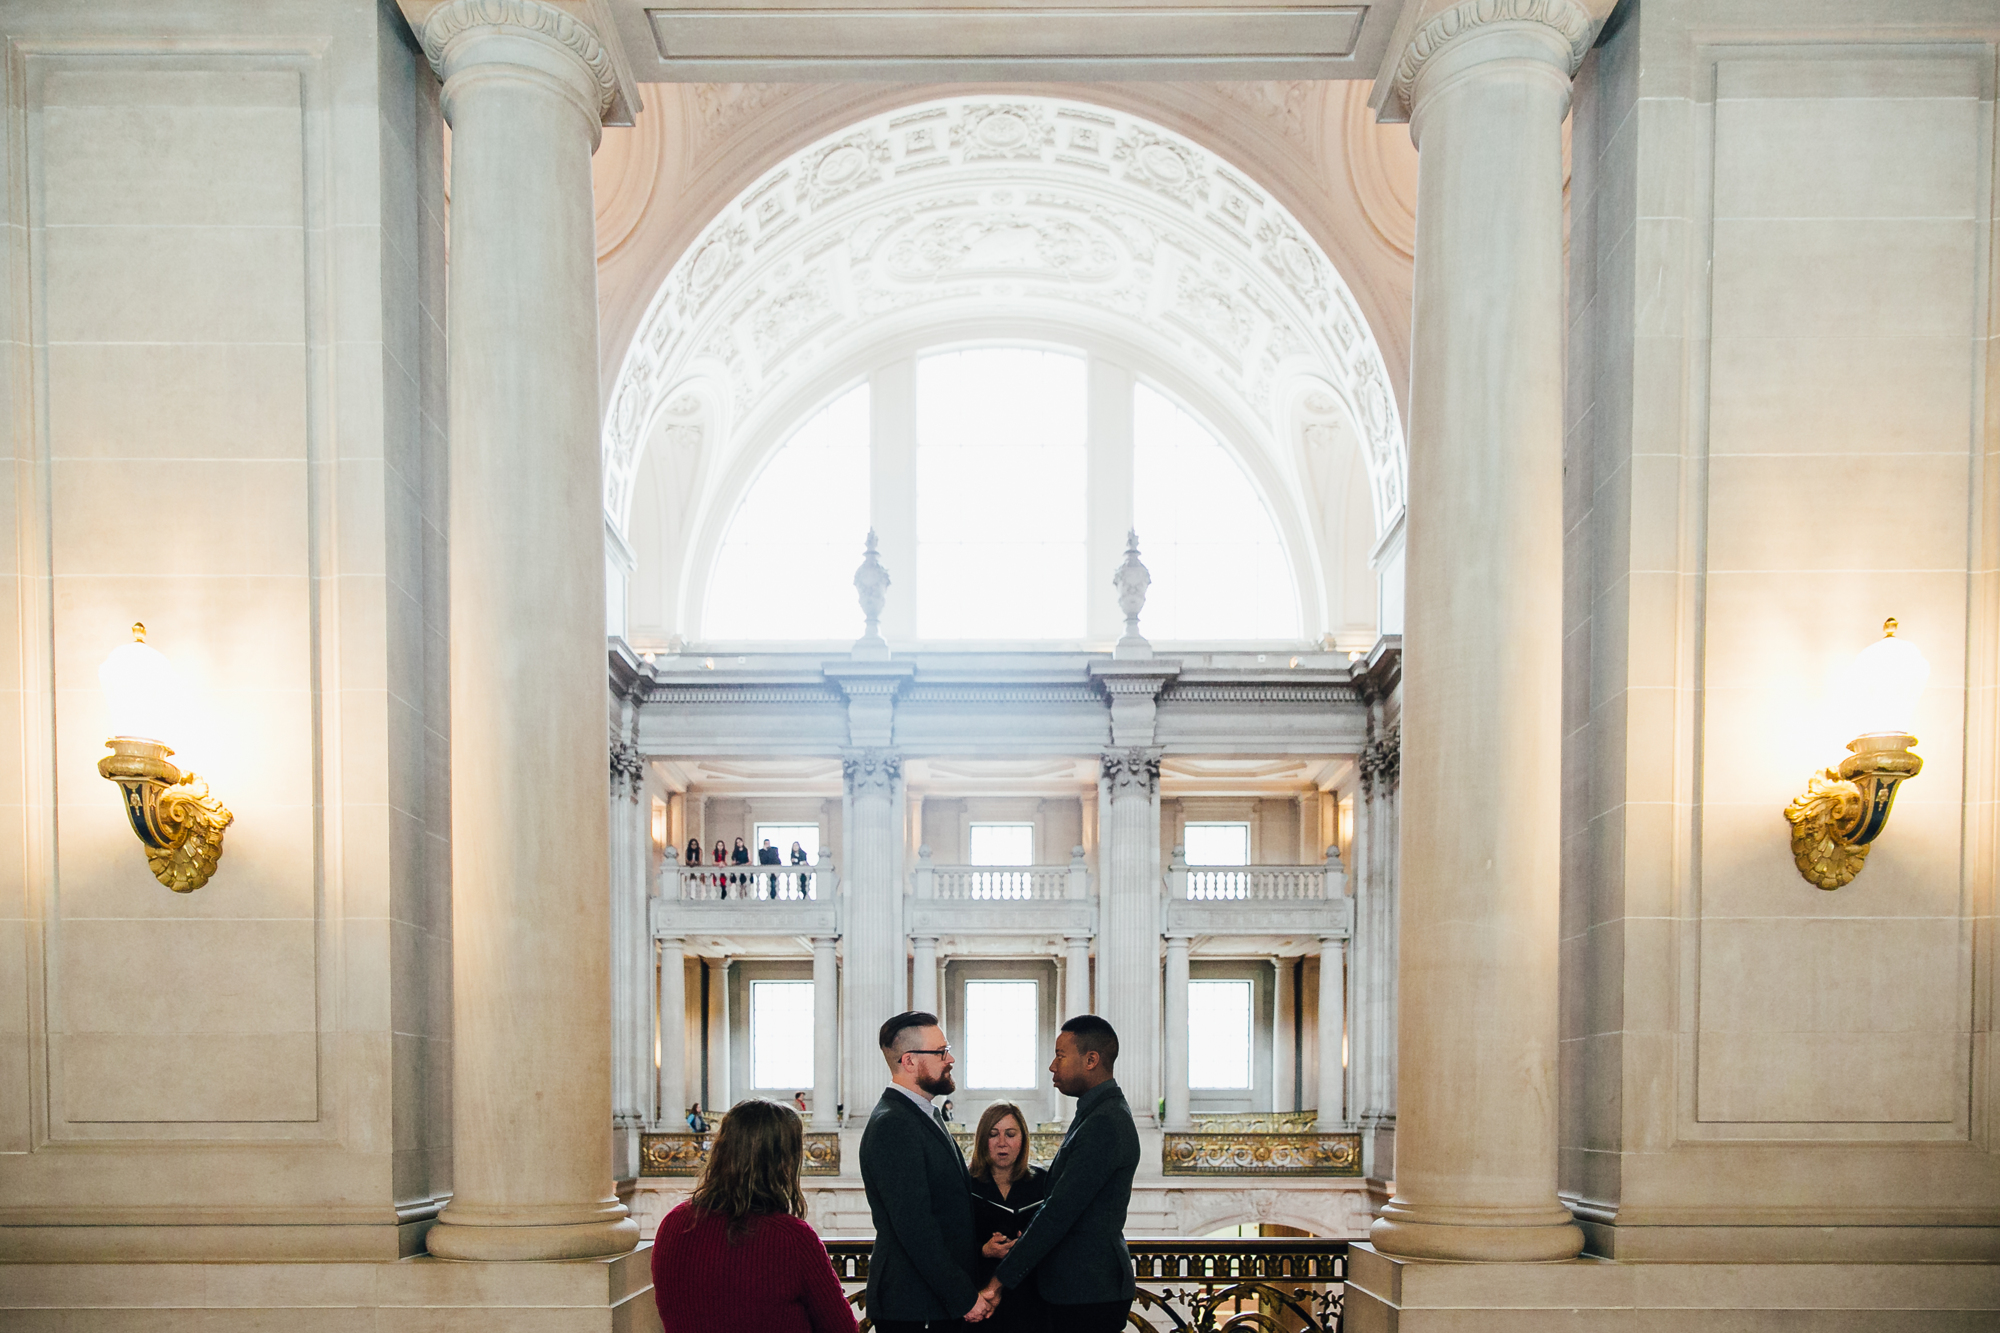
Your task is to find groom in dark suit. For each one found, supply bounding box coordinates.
[979,1015,1140,1332]
[859,1011,996,1330]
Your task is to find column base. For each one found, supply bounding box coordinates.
[1370,1200,1584,1262]
[427,1201,642,1261]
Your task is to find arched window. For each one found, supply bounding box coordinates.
[1133,383,1300,640]
[704,382,870,640]
[915,348,1088,640]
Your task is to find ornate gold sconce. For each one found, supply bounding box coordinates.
[1783,619,1929,890]
[96,624,233,892]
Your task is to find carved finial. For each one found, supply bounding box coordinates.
[853,530,891,660]
[1113,530,1152,660]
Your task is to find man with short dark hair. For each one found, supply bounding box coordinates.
[859,1011,995,1329]
[977,1014,1139,1332]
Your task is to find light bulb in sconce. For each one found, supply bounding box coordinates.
[1785,618,1928,891]
[95,623,232,893]
[98,622,185,745]
[1843,618,1931,738]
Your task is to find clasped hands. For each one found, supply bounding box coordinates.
[962,1237,1013,1323]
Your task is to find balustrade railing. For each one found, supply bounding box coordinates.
[911,847,1090,901]
[1168,848,1346,902]
[657,854,835,902]
[825,1237,1346,1332]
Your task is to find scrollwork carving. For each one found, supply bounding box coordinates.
[610,738,646,801]
[843,749,901,798]
[1101,748,1161,799]
[1358,725,1400,797]
[419,0,620,119]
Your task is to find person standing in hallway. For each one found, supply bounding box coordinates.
[859,1011,994,1329]
[650,1098,857,1333]
[977,1016,1138,1333]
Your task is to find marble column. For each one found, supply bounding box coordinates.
[1162,931,1192,1130]
[705,957,729,1112]
[911,935,939,1017]
[842,750,903,1121]
[1353,729,1402,1178]
[1369,0,1591,1264]
[419,0,637,1262]
[812,935,840,1129]
[1316,934,1346,1127]
[1063,935,1093,1019]
[1099,748,1162,1126]
[658,936,687,1132]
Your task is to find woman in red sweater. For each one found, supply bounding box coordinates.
[652,1098,858,1333]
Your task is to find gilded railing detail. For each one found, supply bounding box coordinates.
[639,1129,841,1176]
[1162,1132,1361,1177]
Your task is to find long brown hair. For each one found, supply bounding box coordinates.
[688,1099,808,1240]
[968,1101,1031,1185]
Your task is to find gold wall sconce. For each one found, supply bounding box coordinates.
[1784,619,1930,890]
[97,624,233,893]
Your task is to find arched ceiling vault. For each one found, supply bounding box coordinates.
[592,81,1421,427]
[600,93,1411,563]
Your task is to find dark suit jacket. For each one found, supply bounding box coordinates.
[758,845,781,865]
[860,1088,981,1322]
[993,1078,1140,1305]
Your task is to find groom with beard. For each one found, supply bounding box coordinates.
[860,1012,996,1329]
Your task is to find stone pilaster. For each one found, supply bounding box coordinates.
[1099,747,1162,1127]
[840,748,903,1121]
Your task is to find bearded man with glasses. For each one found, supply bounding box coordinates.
[859,1011,995,1329]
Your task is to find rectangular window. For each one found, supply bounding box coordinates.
[1184,822,1250,865]
[749,980,815,1090]
[754,823,820,862]
[969,823,1033,866]
[1188,979,1253,1089]
[963,979,1039,1089]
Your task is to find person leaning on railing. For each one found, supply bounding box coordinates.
[650,1098,857,1333]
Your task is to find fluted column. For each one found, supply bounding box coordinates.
[911,935,939,1016]
[1316,934,1346,1126]
[658,935,687,1132]
[1369,0,1591,1264]
[1162,931,1192,1130]
[841,750,903,1121]
[705,956,730,1112]
[1098,748,1161,1126]
[1063,935,1093,1018]
[609,721,647,1173]
[420,0,636,1262]
[1352,728,1401,1177]
[811,935,840,1129]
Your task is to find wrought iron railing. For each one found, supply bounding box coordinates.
[824,1236,1346,1332]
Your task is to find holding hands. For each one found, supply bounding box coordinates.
[962,1278,1006,1323]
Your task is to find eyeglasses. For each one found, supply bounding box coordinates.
[903,1045,952,1060]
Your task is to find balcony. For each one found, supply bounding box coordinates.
[908,847,1095,936]
[652,854,840,936]
[1167,849,1353,938]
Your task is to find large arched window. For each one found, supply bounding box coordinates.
[916,348,1088,639]
[704,383,871,639]
[697,343,1301,644]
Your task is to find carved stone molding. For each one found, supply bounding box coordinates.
[1162,1131,1362,1176]
[609,737,645,801]
[642,1129,840,1176]
[842,748,901,799]
[603,95,1406,544]
[1102,747,1162,799]
[1381,0,1596,122]
[419,0,620,119]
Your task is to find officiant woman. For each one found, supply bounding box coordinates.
[968,1102,1050,1330]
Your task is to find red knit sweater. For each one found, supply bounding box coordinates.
[651,1203,858,1333]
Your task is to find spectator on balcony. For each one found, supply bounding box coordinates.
[652,1098,856,1333]
[792,840,811,896]
[712,840,729,895]
[968,1102,1050,1331]
[685,837,703,869]
[759,838,782,897]
[733,837,751,892]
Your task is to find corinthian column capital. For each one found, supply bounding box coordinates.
[1376,0,1597,124]
[842,748,902,799]
[1100,747,1161,800]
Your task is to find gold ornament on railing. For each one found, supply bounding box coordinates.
[96,624,233,893]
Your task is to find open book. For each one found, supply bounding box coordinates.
[974,1193,1044,1239]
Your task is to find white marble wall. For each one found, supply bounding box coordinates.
[0,0,450,1261]
[1562,0,2000,1261]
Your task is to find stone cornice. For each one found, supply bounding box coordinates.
[1378,0,1596,123]
[419,0,620,120]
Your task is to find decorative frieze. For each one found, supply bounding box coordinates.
[641,1130,841,1176]
[1162,1132,1362,1177]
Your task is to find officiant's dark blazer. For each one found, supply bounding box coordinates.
[992,1078,1140,1305]
[859,1088,981,1323]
